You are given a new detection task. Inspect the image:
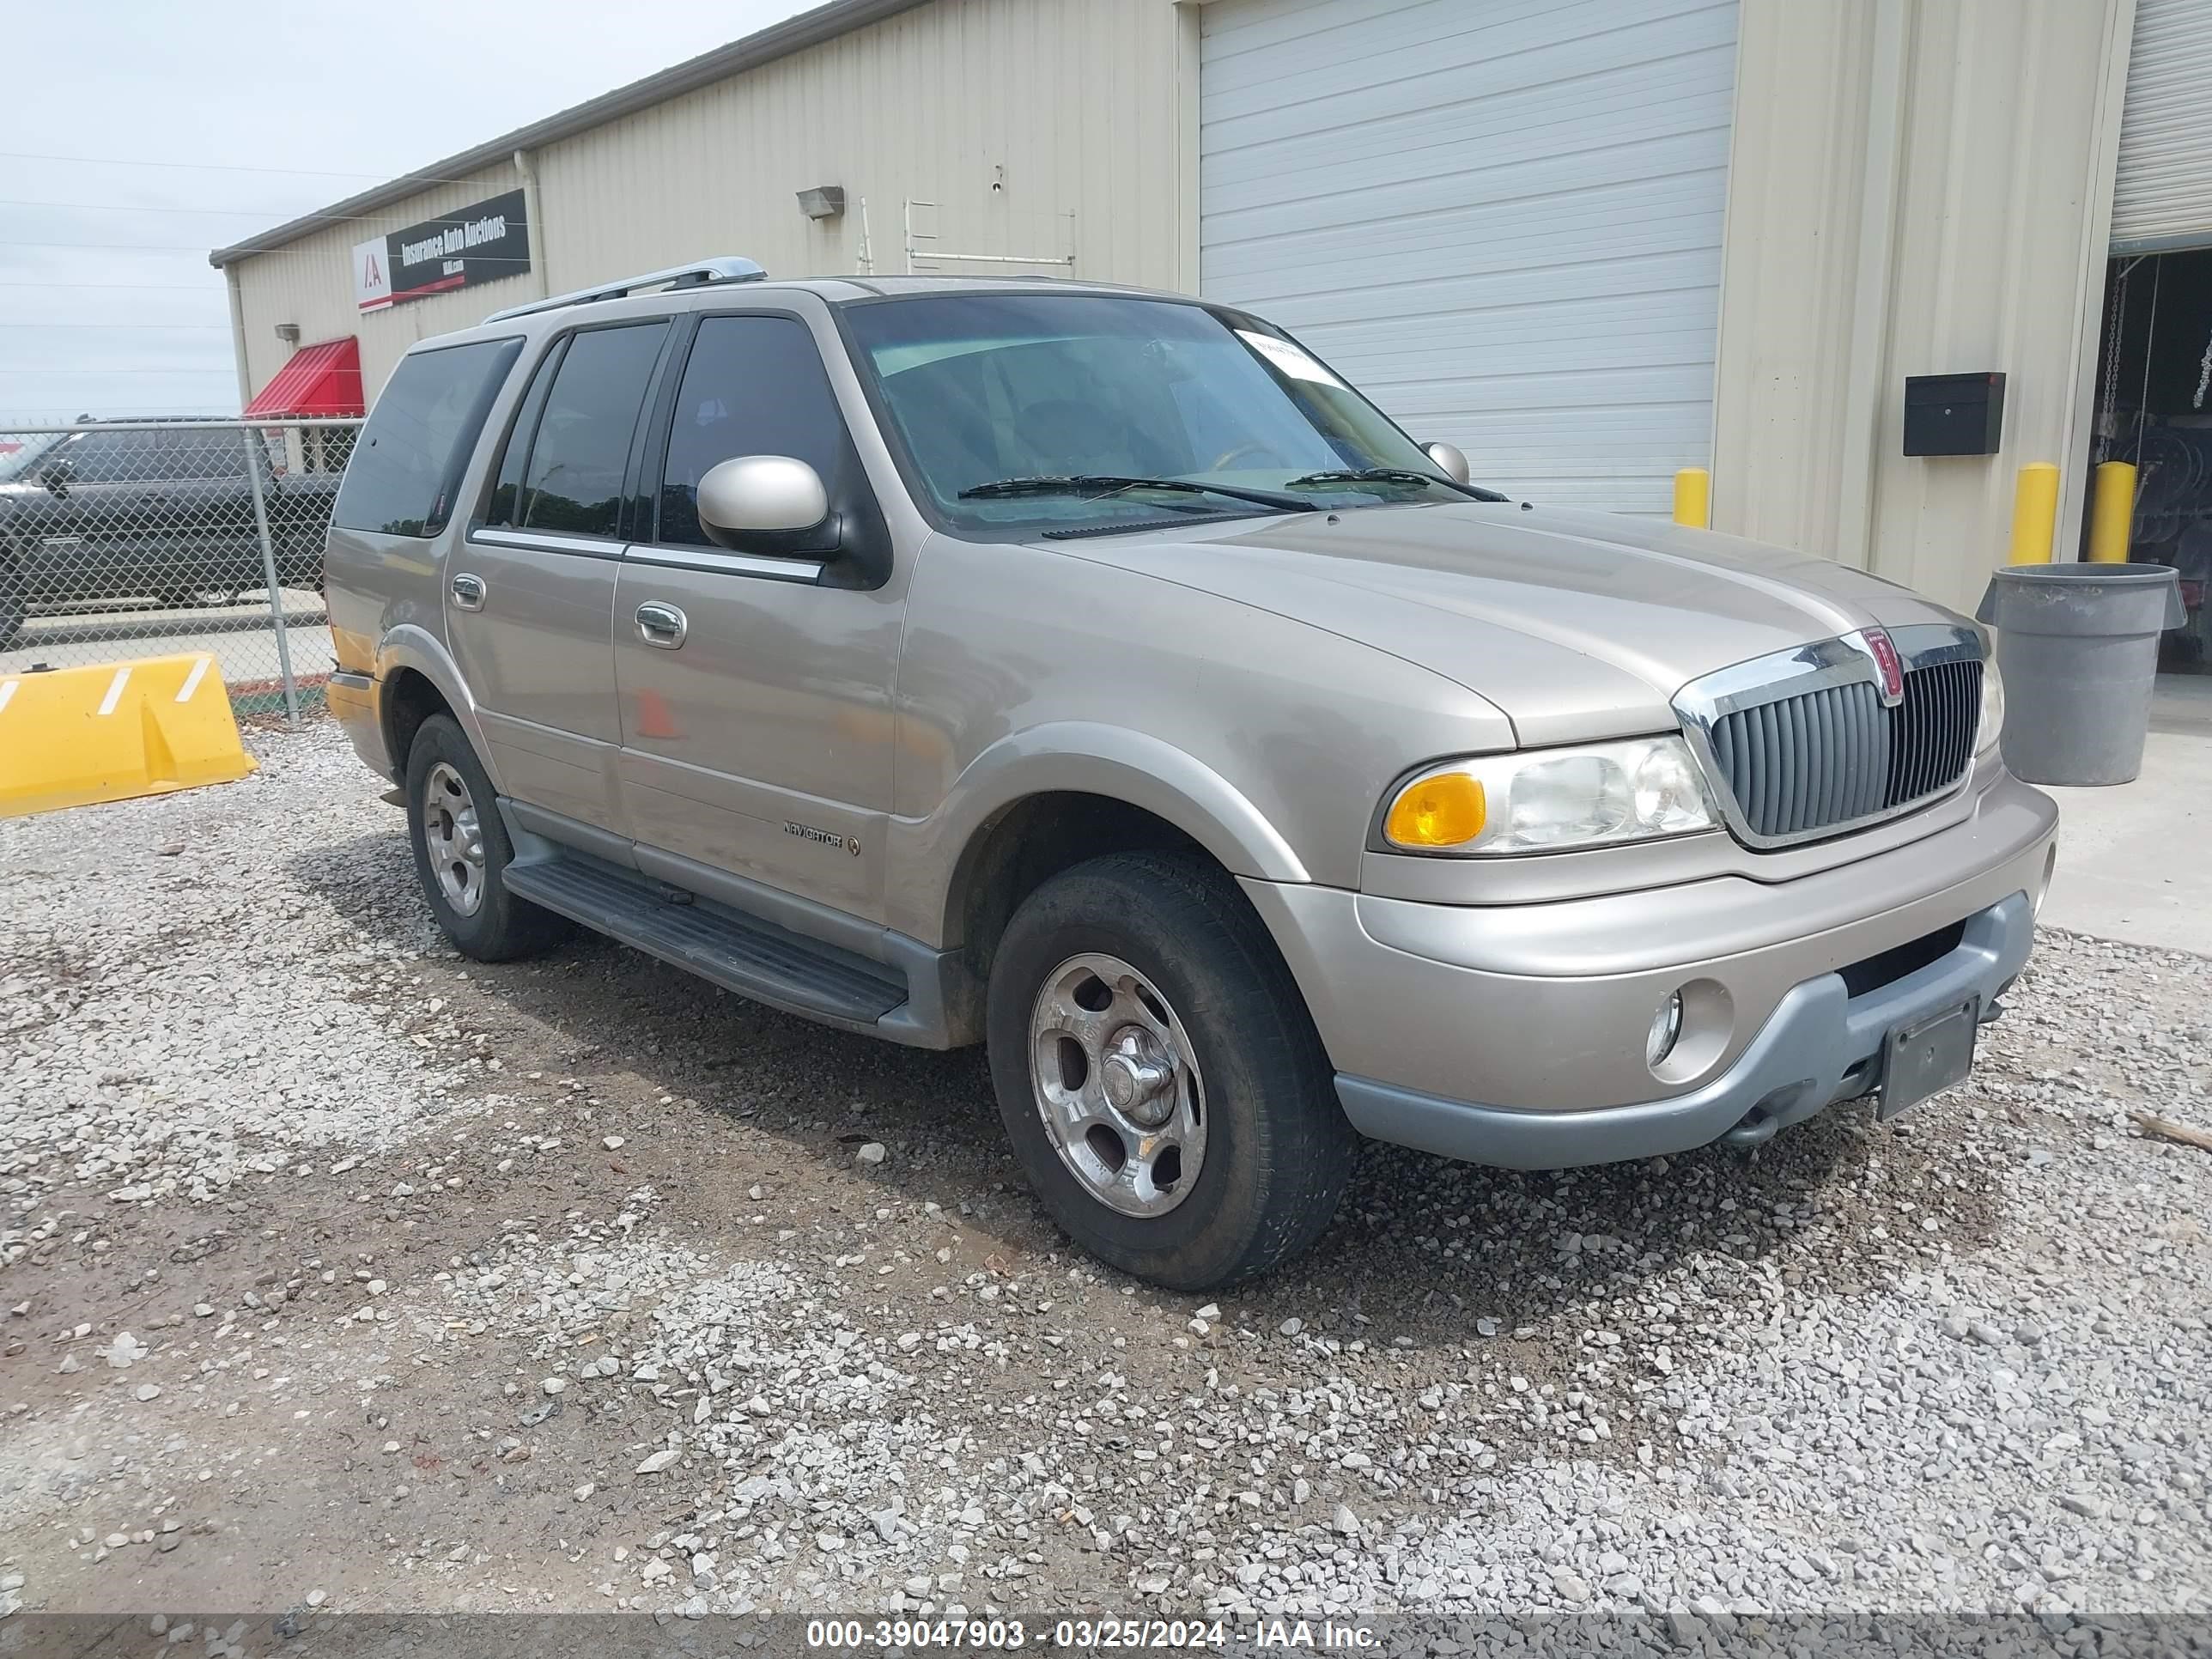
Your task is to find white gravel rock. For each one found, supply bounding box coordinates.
[0,729,504,1229]
[6,727,2208,1621]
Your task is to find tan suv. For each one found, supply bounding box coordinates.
[324,258,2058,1291]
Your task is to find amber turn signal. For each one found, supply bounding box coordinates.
[1382,770,1486,848]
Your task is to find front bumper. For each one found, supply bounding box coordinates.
[1243,770,2058,1169]
[1335,891,2033,1168]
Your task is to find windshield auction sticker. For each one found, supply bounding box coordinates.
[1236,330,1348,389]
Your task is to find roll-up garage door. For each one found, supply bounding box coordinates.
[1200,0,1739,516]
[2112,0,2212,255]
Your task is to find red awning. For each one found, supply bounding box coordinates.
[242,337,363,419]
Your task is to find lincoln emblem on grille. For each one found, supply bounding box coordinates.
[1861,628,1905,706]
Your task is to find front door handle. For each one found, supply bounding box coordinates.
[450,572,486,611]
[635,601,688,649]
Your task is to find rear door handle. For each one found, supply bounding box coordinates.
[450,572,486,611]
[635,601,688,649]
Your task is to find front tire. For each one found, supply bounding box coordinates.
[404,714,568,962]
[985,851,1354,1291]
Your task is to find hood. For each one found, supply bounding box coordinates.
[1055,501,1963,747]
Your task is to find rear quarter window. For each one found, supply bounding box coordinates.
[333,337,522,537]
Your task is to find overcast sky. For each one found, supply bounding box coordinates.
[1,0,815,424]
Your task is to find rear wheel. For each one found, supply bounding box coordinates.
[404,714,568,962]
[985,851,1354,1290]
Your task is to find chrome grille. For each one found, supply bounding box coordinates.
[1885,657,1981,806]
[1676,625,1984,849]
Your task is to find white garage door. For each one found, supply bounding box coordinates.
[1200,0,1739,516]
[2112,0,2212,254]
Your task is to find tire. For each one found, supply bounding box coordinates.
[404,714,569,963]
[985,850,1354,1291]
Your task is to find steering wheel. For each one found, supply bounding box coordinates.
[1208,441,1286,471]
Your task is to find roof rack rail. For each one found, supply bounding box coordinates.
[483,256,768,324]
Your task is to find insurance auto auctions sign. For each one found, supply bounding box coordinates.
[356,188,530,311]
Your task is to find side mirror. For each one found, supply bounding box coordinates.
[39,459,74,497]
[1423,441,1470,485]
[696,455,830,547]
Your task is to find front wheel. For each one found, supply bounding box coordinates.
[985,851,1354,1290]
[404,714,568,962]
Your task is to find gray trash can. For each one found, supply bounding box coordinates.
[1974,562,2185,786]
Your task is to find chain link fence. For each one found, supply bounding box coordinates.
[0,417,358,721]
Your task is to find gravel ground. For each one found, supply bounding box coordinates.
[1,722,2208,1629]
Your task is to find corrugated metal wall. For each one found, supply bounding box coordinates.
[1711,0,2136,615]
[230,0,1188,404]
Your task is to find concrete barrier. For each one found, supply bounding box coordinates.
[0,653,257,819]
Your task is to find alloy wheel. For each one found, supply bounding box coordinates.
[420,760,487,917]
[1027,951,1207,1218]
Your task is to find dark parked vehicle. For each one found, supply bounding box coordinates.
[0,420,340,648]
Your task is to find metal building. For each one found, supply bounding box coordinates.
[214,0,2212,627]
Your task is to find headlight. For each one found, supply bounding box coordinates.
[1380,736,1717,855]
[1976,659,2005,754]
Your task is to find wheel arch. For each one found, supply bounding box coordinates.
[912,725,1312,976]
[374,626,501,790]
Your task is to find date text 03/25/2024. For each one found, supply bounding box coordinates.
[804,1617,1381,1650]
[800,1627,1380,1654]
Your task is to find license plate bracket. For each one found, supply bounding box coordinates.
[1878,1000,1979,1121]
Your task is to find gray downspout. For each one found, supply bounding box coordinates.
[222,263,253,414]
[514,149,550,301]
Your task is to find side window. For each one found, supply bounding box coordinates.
[483,343,565,529]
[64,429,154,483]
[511,324,667,538]
[657,315,850,547]
[147,430,251,483]
[333,337,523,537]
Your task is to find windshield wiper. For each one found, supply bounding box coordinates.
[958,474,1321,512]
[1284,467,1510,502]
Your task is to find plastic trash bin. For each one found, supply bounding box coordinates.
[1975,562,2185,786]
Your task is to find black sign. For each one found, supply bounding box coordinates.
[384,188,530,305]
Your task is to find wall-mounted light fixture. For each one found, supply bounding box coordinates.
[796,185,847,222]
[275,322,301,344]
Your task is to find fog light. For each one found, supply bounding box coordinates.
[1646,991,1684,1069]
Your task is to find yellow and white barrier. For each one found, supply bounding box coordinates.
[0,653,257,819]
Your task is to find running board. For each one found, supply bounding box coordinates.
[501,854,907,1027]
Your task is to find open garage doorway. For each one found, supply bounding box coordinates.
[2088,247,2212,670]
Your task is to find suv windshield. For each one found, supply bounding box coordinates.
[0,430,66,485]
[842,294,1478,534]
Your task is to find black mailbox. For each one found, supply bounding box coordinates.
[1903,372,2005,457]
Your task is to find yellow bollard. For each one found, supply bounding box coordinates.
[2008,462,2060,564]
[1673,466,1711,529]
[2087,460,2136,562]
